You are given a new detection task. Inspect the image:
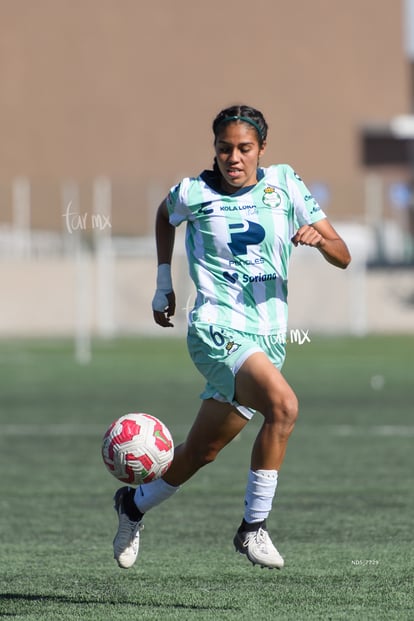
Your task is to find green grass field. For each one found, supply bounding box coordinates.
[0,334,413,620]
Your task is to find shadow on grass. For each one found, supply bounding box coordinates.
[0,592,237,612]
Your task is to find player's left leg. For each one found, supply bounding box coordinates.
[233,351,298,569]
[113,486,144,569]
[132,398,248,515]
[163,397,249,485]
[113,398,248,569]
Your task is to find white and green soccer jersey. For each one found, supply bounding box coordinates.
[166,164,326,335]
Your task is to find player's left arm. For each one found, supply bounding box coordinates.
[291,218,351,269]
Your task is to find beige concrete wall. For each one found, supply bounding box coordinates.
[0,255,412,338]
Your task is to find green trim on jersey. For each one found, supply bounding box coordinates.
[166,164,326,335]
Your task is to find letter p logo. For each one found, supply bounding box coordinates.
[228,220,265,256]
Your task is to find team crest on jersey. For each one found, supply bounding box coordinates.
[225,340,241,356]
[263,186,282,208]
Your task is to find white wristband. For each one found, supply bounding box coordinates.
[156,263,173,291]
[152,264,173,312]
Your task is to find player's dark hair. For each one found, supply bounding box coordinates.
[213,105,268,147]
[211,105,268,178]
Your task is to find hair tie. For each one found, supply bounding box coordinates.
[220,115,264,140]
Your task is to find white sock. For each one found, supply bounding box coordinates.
[243,469,278,524]
[134,478,179,514]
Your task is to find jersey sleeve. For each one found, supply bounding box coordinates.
[166,178,193,227]
[285,165,326,227]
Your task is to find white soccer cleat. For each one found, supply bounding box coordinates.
[234,523,284,569]
[113,487,144,569]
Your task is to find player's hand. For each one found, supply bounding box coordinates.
[152,290,176,327]
[291,225,325,248]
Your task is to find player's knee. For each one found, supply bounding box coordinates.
[266,392,299,433]
[280,393,299,429]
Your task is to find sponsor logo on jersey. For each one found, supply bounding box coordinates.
[219,204,258,214]
[228,221,266,255]
[222,268,278,285]
[242,272,277,283]
[263,186,282,208]
[229,257,264,267]
[304,194,321,214]
[222,271,238,284]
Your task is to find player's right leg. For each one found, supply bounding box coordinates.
[113,398,247,568]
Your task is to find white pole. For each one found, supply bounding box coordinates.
[403,0,414,61]
[93,176,115,338]
[62,180,92,364]
[12,177,31,259]
[61,180,79,256]
[348,245,368,337]
[75,232,92,364]
[365,173,385,264]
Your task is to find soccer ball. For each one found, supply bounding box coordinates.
[102,413,174,486]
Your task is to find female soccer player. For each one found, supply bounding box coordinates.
[112,104,351,570]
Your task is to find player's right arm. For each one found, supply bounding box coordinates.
[152,200,176,327]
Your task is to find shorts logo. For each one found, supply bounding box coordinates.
[209,325,241,356]
[263,186,281,208]
[225,340,241,356]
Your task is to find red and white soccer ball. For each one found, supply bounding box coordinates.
[102,413,174,486]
